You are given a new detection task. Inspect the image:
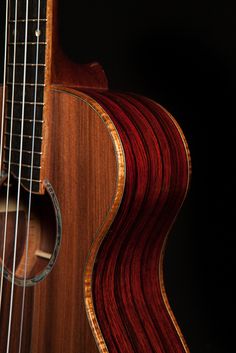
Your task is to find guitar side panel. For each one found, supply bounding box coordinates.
[85,91,191,353]
[0,86,191,353]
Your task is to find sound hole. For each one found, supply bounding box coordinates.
[0,174,61,286]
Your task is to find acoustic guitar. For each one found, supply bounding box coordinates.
[0,0,191,352]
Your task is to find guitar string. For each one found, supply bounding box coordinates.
[1,0,19,345]
[0,0,9,171]
[0,0,10,315]
[6,0,29,351]
[18,0,41,350]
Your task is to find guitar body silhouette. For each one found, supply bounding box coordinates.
[0,0,191,352]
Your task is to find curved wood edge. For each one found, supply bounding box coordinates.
[155,101,191,353]
[86,90,191,353]
[47,0,108,89]
[132,95,192,353]
[49,86,126,353]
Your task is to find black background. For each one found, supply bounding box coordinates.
[1,0,235,352]
[58,2,235,352]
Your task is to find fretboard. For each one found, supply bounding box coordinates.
[3,0,48,193]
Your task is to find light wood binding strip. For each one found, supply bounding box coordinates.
[57,89,125,353]
[1,84,124,352]
[51,87,126,353]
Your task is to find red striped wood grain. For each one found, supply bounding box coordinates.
[0,84,190,352]
[85,90,191,353]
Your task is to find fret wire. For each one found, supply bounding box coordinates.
[6,100,44,105]
[3,160,41,169]
[8,19,47,23]
[5,0,34,348]
[18,176,42,183]
[0,0,9,172]
[5,116,44,123]
[8,63,46,67]
[7,82,46,86]
[8,42,47,45]
[4,132,43,140]
[4,146,43,155]
[5,0,47,185]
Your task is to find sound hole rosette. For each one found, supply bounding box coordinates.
[0,178,62,287]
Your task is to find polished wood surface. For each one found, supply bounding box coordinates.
[47,0,108,88]
[0,80,191,352]
[1,0,191,350]
[0,86,125,352]
[85,91,191,353]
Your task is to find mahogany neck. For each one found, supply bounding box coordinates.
[2,0,108,194]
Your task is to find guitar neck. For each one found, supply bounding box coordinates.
[7,0,51,89]
[3,0,51,194]
[2,0,109,195]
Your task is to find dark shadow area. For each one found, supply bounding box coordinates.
[58,1,235,351]
[0,0,235,351]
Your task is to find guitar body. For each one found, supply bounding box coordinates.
[0,0,191,351]
[0,86,190,353]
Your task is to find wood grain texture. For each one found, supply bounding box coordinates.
[0,86,125,353]
[47,0,108,89]
[82,90,191,353]
[0,273,35,352]
[1,81,191,353]
[17,0,109,194]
